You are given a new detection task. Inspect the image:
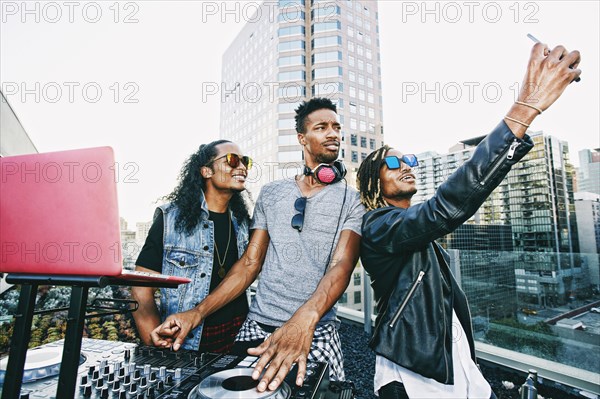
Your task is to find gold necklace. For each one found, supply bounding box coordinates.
[213,211,232,278]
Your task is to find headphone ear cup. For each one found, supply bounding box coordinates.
[334,160,347,179]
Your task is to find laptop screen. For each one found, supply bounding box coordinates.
[1,147,123,276]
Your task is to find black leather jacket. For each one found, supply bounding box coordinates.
[361,121,533,384]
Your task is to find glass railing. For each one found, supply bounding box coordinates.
[338,250,600,377]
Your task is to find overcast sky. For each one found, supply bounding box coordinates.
[1,1,598,225]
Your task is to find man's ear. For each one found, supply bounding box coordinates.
[200,166,213,179]
[298,132,306,146]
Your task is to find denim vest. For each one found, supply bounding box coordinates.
[157,193,249,350]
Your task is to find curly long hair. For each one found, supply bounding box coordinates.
[356,145,391,211]
[164,140,252,234]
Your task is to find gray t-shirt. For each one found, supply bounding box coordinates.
[249,177,365,326]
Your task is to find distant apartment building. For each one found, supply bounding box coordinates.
[574,192,600,290]
[578,148,600,195]
[414,131,585,306]
[220,0,383,312]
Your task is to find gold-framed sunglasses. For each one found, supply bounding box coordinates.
[212,153,253,170]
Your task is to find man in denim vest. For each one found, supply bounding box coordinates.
[132,140,253,352]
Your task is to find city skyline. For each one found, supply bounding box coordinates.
[1,1,598,224]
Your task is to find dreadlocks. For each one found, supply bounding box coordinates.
[164,140,251,234]
[356,145,391,211]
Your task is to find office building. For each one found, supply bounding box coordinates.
[220,0,384,195]
[578,149,600,195]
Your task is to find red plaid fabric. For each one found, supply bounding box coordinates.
[198,314,246,353]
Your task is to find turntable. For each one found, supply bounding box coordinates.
[190,368,291,398]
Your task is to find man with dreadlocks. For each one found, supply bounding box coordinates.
[151,98,365,393]
[132,140,253,353]
[357,42,581,398]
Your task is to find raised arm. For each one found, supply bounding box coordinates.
[248,229,361,392]
[150,228,270,350]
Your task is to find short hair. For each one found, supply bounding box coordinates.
[356,145,392,211]
[294,97,337,133]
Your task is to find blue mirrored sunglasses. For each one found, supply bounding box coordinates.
[384,155,419,169]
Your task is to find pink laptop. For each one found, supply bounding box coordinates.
[0,147,190,285]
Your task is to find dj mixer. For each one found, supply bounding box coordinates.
[0,338,350,398]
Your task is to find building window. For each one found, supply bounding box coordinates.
[278,25,305,37]
[312,51,342,64]
[278,70,305,82]
[312,35,342,49]
[351,151,358,163]
[278,55,305,67]
[361,152,367,161]
[354,273,361,286]
[349,86,356,97]
[312,21,341,33]
[279,0,304,7]
[339,292,348,304]
[278,9,305,22]
[354,291,361,304]
[349,71,356,82]
[278,40,305,52]
[312,82,343,96]
[350,134,358,146]
[312,5,341,19]
[348,40,355,52]
[278,119,295,130]
[369,138,376,150]
[350,118,357,129]
[360,136,367,148]
[278,102,301,113]
[349,55,355,66]
[312,66,343,79]
[349,102,357,114]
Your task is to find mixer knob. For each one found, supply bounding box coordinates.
[107,372,115,383]
[113,360,122,371]
[148,371,157,383]
[194,357,202,366]
[133,369,142,381]
[83,384,93,397]
[95,377,104,389]
[118,389,127,399]
[103,365,111,376]
[123,375,131,386]
[129,382,138,394]
[100,386,110,398]
[80,375,88,385]
[143,364,151,375]
[100,359,108,369]
[156,380,165,391]
[139,376,148,389]
[118,367,126,378]
[112,380,121,392]
[165,375,173,384]
[158,366,167,379]
[128,362,137,373]
[174,368,182,380]
[124,348,131,361]
[88,365,95,376]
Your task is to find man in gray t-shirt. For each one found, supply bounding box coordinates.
[150,98,365,393]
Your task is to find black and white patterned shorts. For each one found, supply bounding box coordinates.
[235,318,345,381]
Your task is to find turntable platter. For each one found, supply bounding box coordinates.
[189,368,292,399]
[0,345,86,383]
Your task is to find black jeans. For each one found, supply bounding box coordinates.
[378,381,498,399]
